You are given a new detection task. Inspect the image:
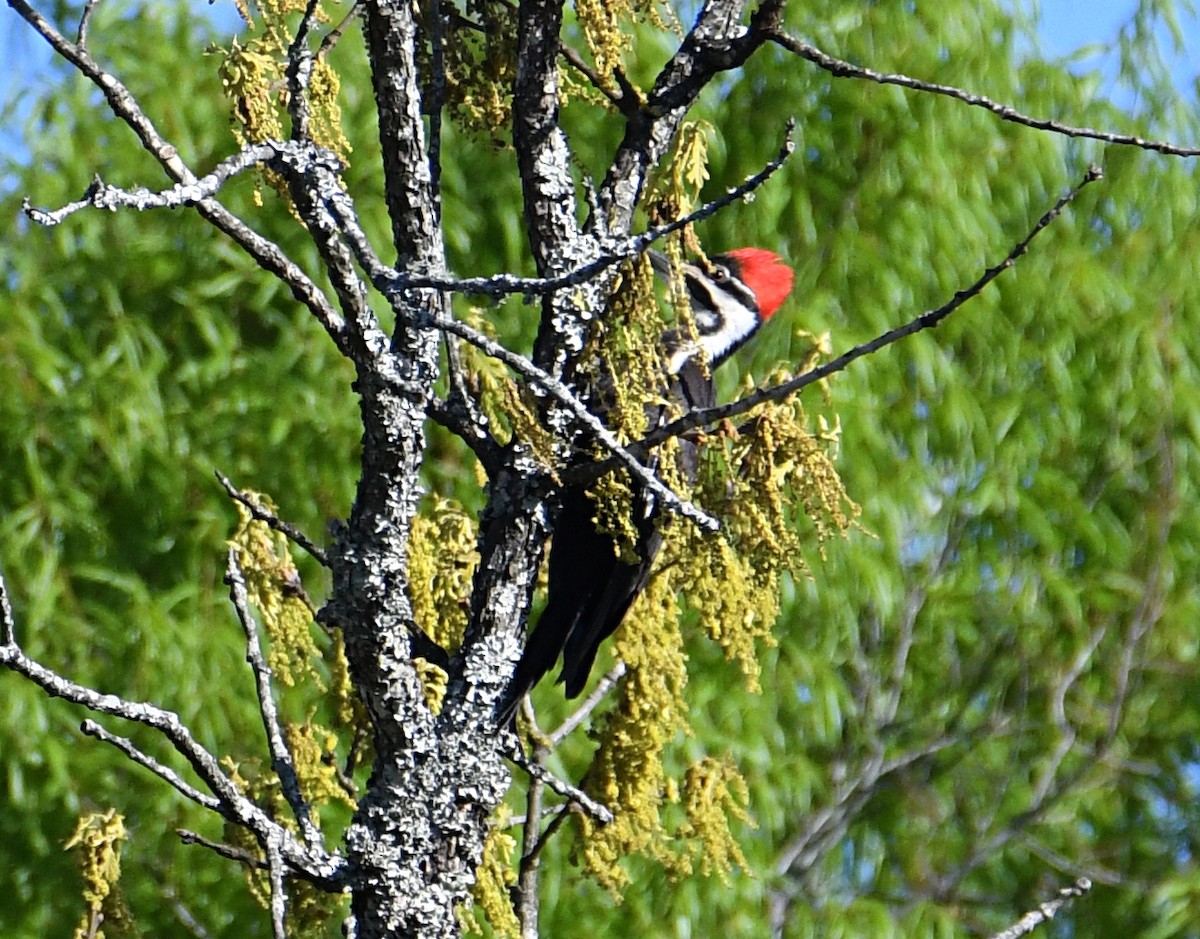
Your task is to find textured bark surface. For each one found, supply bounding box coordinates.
[0,0,794,935]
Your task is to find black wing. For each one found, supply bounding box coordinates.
[497,357,713,724]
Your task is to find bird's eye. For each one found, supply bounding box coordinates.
[711,265,729,282]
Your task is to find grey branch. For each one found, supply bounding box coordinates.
[771,33,1200,159]
[75,0,98,49]
[7,0,350,353]
[987,878,1093,939]
[0,571,14,647]
[284,0,324,139]
[549,662,626,746]
[597,0,777,233]
[266,831,289,939]
[506,742,614,824]
[22,141,341,224]
[0,570,345,887]
[323,188,717,528]
[178,828,268,869]
[27,116,788,301]
[225,549,325,854]
[80,719,222,813]
[433,313,719,531]
[216,470,329,566]
[512,0,581,271]
[397,121,796,297]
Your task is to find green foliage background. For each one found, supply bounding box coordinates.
[2,1,1199,936]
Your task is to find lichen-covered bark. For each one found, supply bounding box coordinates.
[325,2,518,936]
[598,0,763,234]
[323,1,776,934]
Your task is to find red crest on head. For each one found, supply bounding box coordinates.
[724,248,794,319]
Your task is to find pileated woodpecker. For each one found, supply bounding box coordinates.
[498,248,795,724]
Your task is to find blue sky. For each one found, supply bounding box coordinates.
[1036,0,1199,102]
[1040,0,1141,51]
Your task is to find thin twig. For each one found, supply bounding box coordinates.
[431,312,718,530]
[1019,835,1122,888]
[22,122,793,308]
[216,470,328,566]
[771,33,1200,158]
[0,636,342,883]
[559,39,624,107]
[317,0,360,60]
[7,0,350,354]
[266,831,289,939]
[0,570,15,647]
[505,744,614,824]
[433,340,501,472]
[225,549,325,853]
[476,0,625,108]
[76,0,100,50]
[520,803,571,869]
[1,644,237,814]
[80,719,222,812]
[549,662,625,745]
[397,121,796,296]
[178,829,268,868]
[516,771,545,937]
[284,0,324,140]
[987,878,1093,939]
[22,141,334,225]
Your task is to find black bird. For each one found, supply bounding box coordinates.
[499,248,795,723]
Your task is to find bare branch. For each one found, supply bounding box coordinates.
[317,1,360,60]
[432,312,719,531]
[7,0,349,352]
[987,878,1093,939]
[216,470,329,567]
[26,119,788,320]
[22,140,339,223]
[512,0,578,272]
[549,662,625,745]
[1019,835,1123,889]
[516,773,546,937]
[178,829,268,869]
[633,165,1105,460]
[521,804,571,864]
[506,739,614,824]
[0,571,14,647]
[427,395,503,473]
[769,33,1200,159]
[558,39,625,107]
[225,549,325,854]
[1,641,231,797]
[266,831,289,939]
[80,719,222,813]
[360,0,443,261]
[76,0,99,49]
[284,0,325,140]
[0,613,344,885]
[398,121,796,297]
[597,0,776,232]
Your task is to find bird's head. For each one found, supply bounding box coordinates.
[679,248,795,367]
[718,248,795,320]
